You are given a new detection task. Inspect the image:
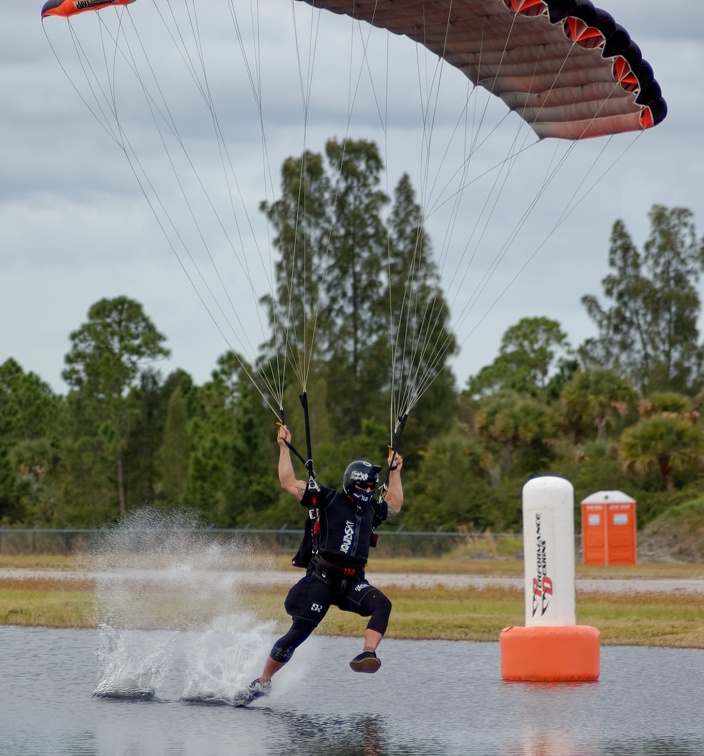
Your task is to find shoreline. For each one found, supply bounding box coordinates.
[3,566,704,596]
[3,565,704,647]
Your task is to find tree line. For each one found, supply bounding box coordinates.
[2,139,704,532]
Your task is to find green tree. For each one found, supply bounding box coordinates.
[157,381,192,507]
[259,149,330,390]
[474,390,556,477]
[638,391,694,418]
[619,415,704,491]
[185,352,277,526]
[261,138,457,450]
[581,205,704,393]
[468,317,572,398]
[0,359,64,524]
[62,296,170,517]
[560,368,637,443]
[321,138,389,432]
[260,138,390,435]
[122,369,170,509]
[400,421,500,531]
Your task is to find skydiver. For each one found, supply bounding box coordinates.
[240,423,403,704]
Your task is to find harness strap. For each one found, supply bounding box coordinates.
[277,394,316,478]
[380,411,408,496]
[299,391,316,482]
[313,553,364,577]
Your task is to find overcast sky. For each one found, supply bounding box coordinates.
[2,1,703,397]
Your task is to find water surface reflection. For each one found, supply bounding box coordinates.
[1,627,702,755]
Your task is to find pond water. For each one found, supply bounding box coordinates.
[1,625,703,756]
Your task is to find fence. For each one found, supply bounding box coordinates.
[0,527,525,559]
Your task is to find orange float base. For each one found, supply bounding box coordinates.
[500,625,600,681]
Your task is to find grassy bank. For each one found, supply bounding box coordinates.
[1,554,703,647]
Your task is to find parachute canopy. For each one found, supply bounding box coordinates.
[42,0,666,138]
[299,0,666,139]
[41,0,136,19]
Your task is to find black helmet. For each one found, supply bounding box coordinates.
[342,460,382,494]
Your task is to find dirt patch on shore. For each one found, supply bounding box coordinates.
[639,499,704,563]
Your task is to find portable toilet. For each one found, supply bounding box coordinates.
[581,491,637,565]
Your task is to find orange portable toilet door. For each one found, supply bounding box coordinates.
[582,503,606,565]
[606,503,637,565]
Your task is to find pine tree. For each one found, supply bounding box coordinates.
[62,296,170,517]
[581,206,704,394]
[0,359,64,524]
[157,382,192,507]
[261,139,458,447]
[321,138,389,433]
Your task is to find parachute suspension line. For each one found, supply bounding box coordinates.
[98,8,125,127]
[413,6,448,233]
[551,134,639,241]
[288,2,312,391]
[431,151,557,373]
[336,7,640,420]
[404,18,593,407]
[393,8,562,411]
[183,0,292,404]
[265,5,306,401]
[286,0,329,394]
[361,6,408,443]
[389,229,417,423]
[406,10,517,407]
[43,17,124,146]
[417,142,631,403]
[391,7,488,416]
[420,15,514,228]
[424,14,543,361]
[79,11,245,370]
[93,11,253,332]
[131,8,270,347]
[418,1,482,226]
[380,27,397,440]
[287,2,388,396]
[387,5,457,419]
[428,16,527,308]
[112,11,287,415]
[125,9,285,405]
[395,241,435,417]
[462,131,643,352]
[421,139,605,398]
[354,5,560,416]
[267,1,333,398]
[96,47,282,415]
[411,114,512,408]
[442,32,615,345]
[52,5,285,411]
[128,1,282,407]
[149,1,290,407]
[348,1,415,439]
[226,0,292,402]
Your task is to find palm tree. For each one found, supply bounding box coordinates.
[560,368,637,443]
[619,415,704,491]
[474,391,555,476]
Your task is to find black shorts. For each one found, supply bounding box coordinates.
[284,564,384,626]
